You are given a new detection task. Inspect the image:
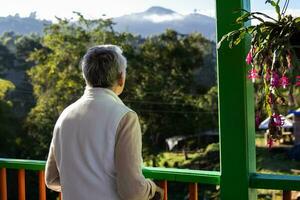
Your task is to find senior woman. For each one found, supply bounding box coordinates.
[45,45,163,200]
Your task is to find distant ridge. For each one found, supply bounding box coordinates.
[0,7,216,40]
[0,13,51,35]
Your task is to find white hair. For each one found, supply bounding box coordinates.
[97,44,127,73]
[81,44,127,87]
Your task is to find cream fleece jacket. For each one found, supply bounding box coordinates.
[45,87,157,200]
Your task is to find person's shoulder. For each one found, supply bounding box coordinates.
[117,111,140,133]
[110,100,133,114]
[61,99,82,115]
[55,99,82,126]
[114,103,139,123]
[120,103,134,113]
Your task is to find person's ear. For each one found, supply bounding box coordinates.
[117,72,125,86]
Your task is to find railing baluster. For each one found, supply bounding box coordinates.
[18,169,26,200]
[189,183,198,200]
[38,171,46,200]
[283,190,291,200]
[159,180,168,200]
[0,168,7,200]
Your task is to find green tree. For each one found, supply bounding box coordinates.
[25,15,217,160]
[122,30,217,160]
[0,43,15,75]
[0,79,18,156]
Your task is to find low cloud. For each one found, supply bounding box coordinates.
[143,13,184,23]
[197,9,215,18]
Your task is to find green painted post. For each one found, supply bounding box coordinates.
[216,0,256,199]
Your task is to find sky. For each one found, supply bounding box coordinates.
[0,0,299,20]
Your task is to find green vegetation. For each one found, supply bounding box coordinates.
[151,138,300,175]
[15,15,216,160]
[0,15,217,159]
[149,139,299,199]
[0,79,17,155]
[145,143,220,170]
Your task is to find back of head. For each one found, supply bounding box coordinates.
[81,45,127,88]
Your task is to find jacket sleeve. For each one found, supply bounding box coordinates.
[45,126,61,192]
[115,111,157,200]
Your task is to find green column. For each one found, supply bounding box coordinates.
[216,0,256,199]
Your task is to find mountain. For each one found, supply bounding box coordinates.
[0,13,51,35]
[144,6,175,15]
[113,6,216,40]
[0,7,215,40]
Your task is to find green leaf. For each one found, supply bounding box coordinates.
[236,13,251,24]
[295,17,300,23]
[233,32,245,46]
[270,1,278,7]
[294,17,300,30]
[275,5,280,17]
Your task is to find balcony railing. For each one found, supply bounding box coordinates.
[1,158,300,200]
[0,158,221,200]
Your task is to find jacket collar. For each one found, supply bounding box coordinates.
[83,86,124,105]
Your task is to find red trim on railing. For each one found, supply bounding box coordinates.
[0,168,7,200]
[18,169,26,200]
[283,190,291,200]
[38,171,46,200]
[189,183,198,200]
[159,180,168,200]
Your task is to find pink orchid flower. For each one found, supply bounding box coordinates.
[279,76,289,89]
[246,51,253,65]
[248,68,258,83]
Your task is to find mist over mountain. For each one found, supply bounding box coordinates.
[0,7,216,40]
[113,6,216,40]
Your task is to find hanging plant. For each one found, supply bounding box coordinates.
[218,0,300,145]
